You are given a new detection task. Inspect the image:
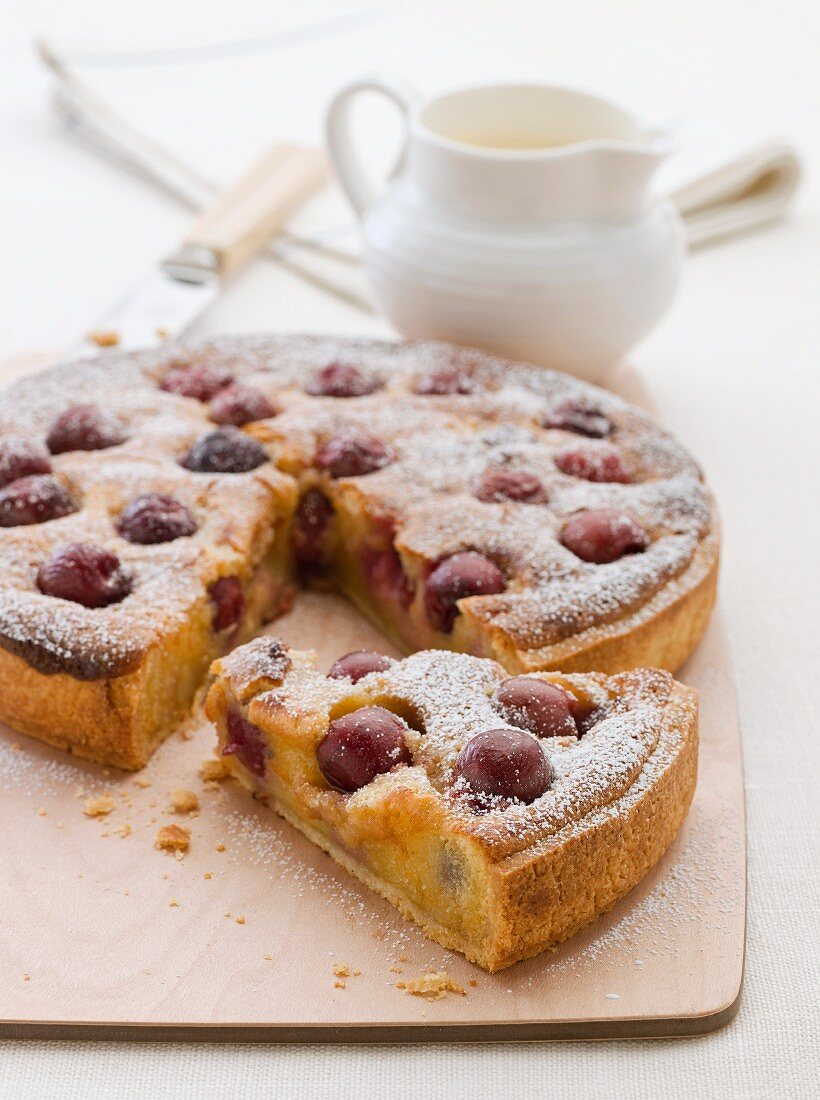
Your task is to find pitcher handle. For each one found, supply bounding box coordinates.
[325,76,419,219]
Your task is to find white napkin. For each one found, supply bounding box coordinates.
[656,121,802,247]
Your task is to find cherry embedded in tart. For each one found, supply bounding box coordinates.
[159,361,233,400]
[0,475,74,527]
[306,362,381,398]
[181,427,268,474]
[474,468,547,504]
[209,575,245,632]
[455,728,552,806]
[543,400,612,439]
[314,433,393,478]
[117,493,198,544]
[222,706,267,777]
[0,437,52,487]
[316,705,411,792]
[46,404,126,454]
[493,676,577,738]
[561,508,649,564]
[292,489,334,572]
[413,371,474,396]
[36,543,132,608]
[327,650,394,683]
[424,551,506,633]
[555,444,631,483]
[209,383,277,427]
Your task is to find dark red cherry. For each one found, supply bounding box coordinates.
[493,677,577,739]
[209,383,277,427]
[455,729,552,805]
[316,706,411,792]
[561,509,649,564]
[362,541,414,607]
[222,706,267,777]
[314,434,393,478]
[46,404,126,454]
[413,371,474,396]
[327,650,394,683]
[117,493,197,544]
[159,361,233,400]
[209,575,244,632]
[36,543,131,608]
[306,362,381,398]
[544,401,611,439]
[0,437,51,487]
[181,427,268,474]
[555,444,631,483]
[292,489,334,570]
[0,475,74,527]
[474,468,547,504]
[424,551,506,633]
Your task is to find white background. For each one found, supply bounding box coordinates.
[1,1,819,1097]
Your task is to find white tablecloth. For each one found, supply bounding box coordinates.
[1,1,818,1097]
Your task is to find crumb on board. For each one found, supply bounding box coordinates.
[169,899,179,908]
[155,326,169,338]
[169,788,199,814]
[203,872,213,880]
[396,971,466,1000]
[116,823,132,839]
[83,794,115,818]
[37,807,46,816]
[133,776,152,789]
[263,954,272,961]
[235,916,246,925]
[87,329,120,347]
[155,824,190,853]
[201,758,230,783]
[22,974,30,982]
[334,980,346,989]
[332,963,361,980]
[215,843,226,852]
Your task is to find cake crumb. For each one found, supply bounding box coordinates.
[235,916,246,925]
[22,974,30,982]
[263,954,273,961]
[83,794,115,818]
[215,843,226,852]
[169,899,179,908]
[169,788,199,814]
[37,807,47,816]
[88,329,120,347]
[133,776,152,788]
[201,758,230,783]
[203,872,213,880]
[155,326,169,338]
[334,980,346,989]
[155,824,190,853]
[116,823,132,839]
[468,979,478,987]
[396,971,466,1000]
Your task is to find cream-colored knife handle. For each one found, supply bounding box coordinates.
[162,144,327,281]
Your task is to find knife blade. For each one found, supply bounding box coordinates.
[71,143,327,359]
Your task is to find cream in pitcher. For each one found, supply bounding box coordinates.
[326,80,684,381]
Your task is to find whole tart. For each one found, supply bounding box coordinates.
[206,639,698,971]
[0,334,718,768]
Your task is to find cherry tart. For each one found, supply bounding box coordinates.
[0,335,717,768]
[206,639,698,972]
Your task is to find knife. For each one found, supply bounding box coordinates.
[72,143,327,358]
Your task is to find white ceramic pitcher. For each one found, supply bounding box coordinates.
[326,80,685,382]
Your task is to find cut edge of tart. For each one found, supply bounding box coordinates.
[205,639,698,972]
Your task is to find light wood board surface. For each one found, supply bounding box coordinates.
[0,361,746,1041]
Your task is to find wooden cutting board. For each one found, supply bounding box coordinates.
[0,359,745,1041]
